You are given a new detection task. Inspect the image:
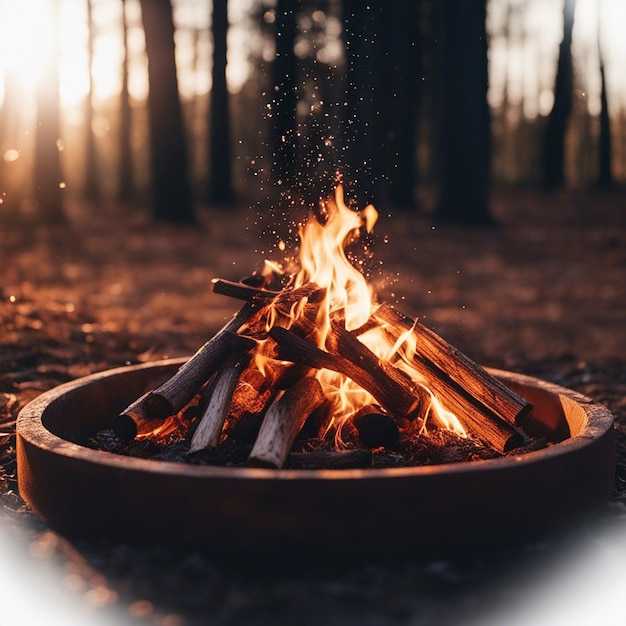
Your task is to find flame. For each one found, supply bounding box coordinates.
[293,184,376,332]
[261,183,466,445]
[136,410,192,444]
[139,183,466,448]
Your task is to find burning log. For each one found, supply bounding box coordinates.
[269,325,427,422]
[111,391,154,441]
[271,314,527,452]
[97,182,546,470]
[144,312,256,419]
[113,304,257,439]
[211,277,528,451]
[189,352,252,453]
[373,304,532,452]
[101,179,547,471]
[247,376,325,469]
[211,278,279,302]
[351,405,400,449]
[212,278,326,307]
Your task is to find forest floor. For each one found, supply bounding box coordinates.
[1,186,626,625]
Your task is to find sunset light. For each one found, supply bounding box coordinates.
[0,0,53,92]
[1,0,625,115]
[1,0,626,209]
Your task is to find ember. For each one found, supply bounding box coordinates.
[97,185,535,469]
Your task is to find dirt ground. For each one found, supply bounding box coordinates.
[1,187,626,625]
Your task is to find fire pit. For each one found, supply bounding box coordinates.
[17,358,614,560]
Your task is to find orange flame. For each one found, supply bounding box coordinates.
[139,183,465,448]
[293,184,376,333]
[264,183,466,445]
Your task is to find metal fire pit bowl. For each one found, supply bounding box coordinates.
[17,359,615,561]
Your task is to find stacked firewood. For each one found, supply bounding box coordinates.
[111,277,534,469]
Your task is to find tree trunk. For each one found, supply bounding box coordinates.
[341,0,384,207]
[83,0,100,202]
[434,0,493,226]
[271,0,299,190]
[208,0,234,205]
[543,0,577,189]
[33,0,65,224]
[0,71,20,217]
[378,1,420,210]
[597,5,613,188]
[139,0,195,223]
[118,0,135,201]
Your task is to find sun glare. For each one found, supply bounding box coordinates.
[0,0,130,109]
[0,0,53,92]
[1,0,626,137]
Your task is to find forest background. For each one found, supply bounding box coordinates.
[1,0,624,228]
[2,2,626,624]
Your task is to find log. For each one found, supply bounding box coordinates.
[286,449,372,469]
[218,281,327,346]
[275,317,525,453]
[298,398,334,440]
[113,393,199,442]
[112,391,152,440]
[189,352,252,453]
[247,376,325,469]
[372,304,531,452]
[211,278,279,302]
[114,304,257,438]
[373,304,533,424]
[269,325,427,421]
[142,309,257,419]
[211,278,325,306]
[351,405,400,449]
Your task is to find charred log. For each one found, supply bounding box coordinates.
[269,325,427,422]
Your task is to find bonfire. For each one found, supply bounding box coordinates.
[89,185,536,469]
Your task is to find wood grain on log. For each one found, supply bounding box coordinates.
[286,448,372,469]
[247,376,325,469]
[189,352,252,453]
[144,311,257,419]
[212,278,325,307]
[116,303,257,436]
[269,325,427,421]
[373,304,533,426]
[372,304,531,452]
[211,278,279,301]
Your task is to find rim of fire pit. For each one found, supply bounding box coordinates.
[16,358,615,562]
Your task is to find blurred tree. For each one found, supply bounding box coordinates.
[139,0,194,223]
[271,0,299,190]
[543,0,577,189]
[118,0,135,201]
[597,6,613,188]
[208,0,234,204]
[83,0,100,202]
[341,0,384,207]
[286,0,342,205]
[434,0,493,225]
[341,0,420,209]
[378,0,420,209]
[33,0,65,224]
[0,72,18,216]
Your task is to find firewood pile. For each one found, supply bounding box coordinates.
[89,186,539,469]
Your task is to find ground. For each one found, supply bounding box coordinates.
[1,187,626,624]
